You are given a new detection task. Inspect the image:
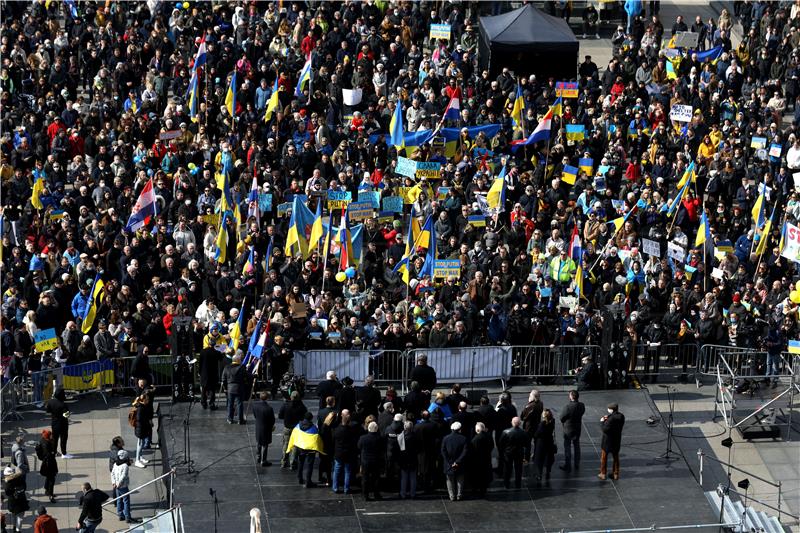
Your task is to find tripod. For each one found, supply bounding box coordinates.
[656,385,680,461]
[180,396,196,473]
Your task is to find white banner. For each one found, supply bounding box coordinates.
[669,104,693,123]
[342,88,363,106]
[781,222,800,264]
[419,346,512,383]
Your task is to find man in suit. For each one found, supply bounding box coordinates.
[559,390,586,472]
[599,403,625,480]
[252,391,276,466]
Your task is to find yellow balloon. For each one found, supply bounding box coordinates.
[791,291,800,304]
[335,272,347,283]
[183,2,189,8]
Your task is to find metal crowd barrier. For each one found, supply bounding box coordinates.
[510,344,601,380]
[293,349,406,389]
[407,346,513,390]
[630,343,699,377]
[113,355,175,394]
[1,376,23,421]
[699,344,766,376]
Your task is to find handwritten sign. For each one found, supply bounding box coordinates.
[348,201,373,222]
[159,129,182,141]
[642,238,661,257]
[750,136,767,150]
[258,193,273,212]
[434,259,461,279]
[416,162,442,180]
[429,24,451,40]
[781,222,800,264]
[669,104,693,123]
[555,81,579,98]
[382,196,403,213]
[277,202,292,217]
[358,190,381,209]
[34,328,58,352]
[327,190,352,210]
[395,157,417,178]
[667,242,686,262]
[559,296,578,310]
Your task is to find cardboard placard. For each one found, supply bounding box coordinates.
[258,193,273,212]
[669,104,693,123]
[348,201,373,222]
[555,81,579,98]
[34,328,58,352]
[559,296,578,310]
[159,129,182,141]
[342,88,363,106]
[468,215,486,227]
[433,259,461,279]
[768,144,782,158]
[415,161,442,180]
[673,31,700,48]
[382,196,404,213]
[642,238,661,257]
[750,136,767,149]
[437,187,450,201]
[780,222,800,264]
[276,202,292,217]
[395,157,417,178]
[290,302,308,319]
[429,23,452,40]
[327,190,352,210]
[358,190,381,209]
[667,242,686,262]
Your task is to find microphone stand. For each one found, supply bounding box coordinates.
[181,395,196,473]
[656,385,679,461]
[209,488,220,533]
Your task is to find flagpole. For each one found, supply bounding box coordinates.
[319,206,334,296]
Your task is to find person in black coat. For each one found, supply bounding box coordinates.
[599,403,625,480]
[356,375,382,419]
[409,355,437,392]
[559,390,586,472]
[332,410,359,494]
[45,386,70,457]
[278,391,308,469]
[441,421,469,501]
[251,392,276,467]
[358,421,384,501]
[474,395,497,435]
[130,346,152,387]
[133,393,154,467]
[498,416,527,489]
[221,353,248,424]
[335,376,357,412]
[494,393,517,476]
[403,381,429,420]
[384,413,405,485]
[3,466,29,532]
[316,371,342,408]
[470,422,494,497]
[198,346,223,409]
[520,390,543,463]
[396,420,419,499]
[532,409,556,481]
[414,410,439,494]
[37,429,59,502]
[451,402,475,441]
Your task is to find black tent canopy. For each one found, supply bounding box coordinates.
[479,4,579,81]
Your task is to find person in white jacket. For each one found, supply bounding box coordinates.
[111,450,140,524]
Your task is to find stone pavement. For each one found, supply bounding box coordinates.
[2,394,165,533]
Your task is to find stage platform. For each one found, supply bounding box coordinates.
[159,389,720,532]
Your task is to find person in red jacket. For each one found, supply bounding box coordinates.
[46,116,66,144]
[33,506,59,533]
[300,30,316,57]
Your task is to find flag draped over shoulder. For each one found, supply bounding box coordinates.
[286,423,326,454]
[81,274,105,334]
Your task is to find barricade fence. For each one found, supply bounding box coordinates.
[701,345,797,379]
[113,355,175,395]
[293,349,406,389]
[510,345,601,380]
[631,343,698,377]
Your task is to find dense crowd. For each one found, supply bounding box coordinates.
[2,0,800,402]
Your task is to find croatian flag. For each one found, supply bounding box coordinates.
[125,178,157,232]
[444,90,461,120]
[193,37,207,70]
[511,107,553,151]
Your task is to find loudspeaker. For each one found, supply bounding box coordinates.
[466,389,488,406]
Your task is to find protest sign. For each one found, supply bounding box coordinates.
[348,201,373,222]
[395,157,417,178]
[468,215,486,227]
[34,328,58,352]
[750,136,767,149]
[669,104,693,123]
[382,196,404,213]
[277,202,292,217]
[433,259,461,279]
[641,238,661,257]
[258,193,273,212]
[359,190,381,209]
[555,81,579,98]
[667,242,685,262]
[327,190,352,210]
[159,129,182,141]
[781,222,800,264]
[437,187,450,201]
[342,88,363,106]
[429,24,451,40]
[416,161,441,180]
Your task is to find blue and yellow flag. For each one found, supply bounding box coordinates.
[389,100,405,151]
[511,82,525,131]
[243,246,255,275]
[574,264,584,300]
[32,174,45,210]
[225,72,237,117]
[667,179,690,217]
[294,56,312,97]
[62,359,114,391]
[81,274,104,334]
[228,299,246,352]
[487,175,506,210]
[755,203,777,256]
[565,124,585,141]
[751,189,766,230]
[417,215,437,279]
[561,165,579,185]
[696,211,709,247]
[395,216,416,284]
[307,201,324,257]
[286,423,326,454]
[551,96,563,116]
[187,69,200,123]
[676,161,696,190]
[788,340,800,354]
[579,157,593,176]
[214,212,229,264]
[264,77,280,123]
[695,45,723,65]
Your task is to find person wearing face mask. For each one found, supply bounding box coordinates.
[598,403,625,480]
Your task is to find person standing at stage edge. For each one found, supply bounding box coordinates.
[252,392,276,467]
[598,403,625,480]
[222,352,248,425]
[199,345,223,410]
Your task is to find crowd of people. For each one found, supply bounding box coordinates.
[2,0,800,525]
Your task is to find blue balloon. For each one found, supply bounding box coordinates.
[175,2,182,9]
[345,267,356,278]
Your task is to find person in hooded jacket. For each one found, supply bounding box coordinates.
[36,430,58,503]
[45,386,71,458]
[33,505,59,533]
[3,465,29,533]
[110,449,140,524]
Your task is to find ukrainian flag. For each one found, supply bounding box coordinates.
[487,173,506,210]
[579,157,593,176]
[394,217,416,284]
[756,203,777,256]
[667,180,690,217]
[62,359,114,392]
[294,56,312,97]
[225,72,237,117]
[389,100,405,151]
[565,125,585,141]
[696,211,709,247]
[264,78,280,123]
[81,274,105,334]
[285,195,315,258]
[561,165,578,185]
[214,212,229,264]
[676,162,696,190]
[187,69,199,122]
[574,264,584,300]
[779,221,787,252]
[551,96,563,117]
[286,423,326,454]
[511,83,525,131]
[695,45,723,64]
[666,57,679,80]
[242,246,255,275]
[307,201,324,257]
[228,300,246,352]
[32,174,45,210]
[788,340,800,354]
[752,189,766,230]
[417,215,436,279]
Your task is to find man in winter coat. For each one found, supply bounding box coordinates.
[599,403,626,480]
[358,421,384,501]
[45,387,71,458]
[198,346,223,409]
[33,506,59,533]
[221,352,248,424]
[111,450,140,524]
[252,391,276,466]
[499,416,528,489]
[10,436,29,490]
[559,390,586,472]
[77,482,109,533]
[441,421,469,501]
[278,391,308,468]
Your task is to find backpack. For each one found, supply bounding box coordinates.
[128,407,137,427]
